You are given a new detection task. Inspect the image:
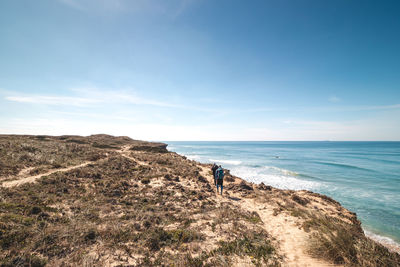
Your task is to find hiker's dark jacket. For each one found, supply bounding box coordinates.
[211,164,218,178]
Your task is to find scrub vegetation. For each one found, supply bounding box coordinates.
[0,135,279,266]
[0,134,398,266]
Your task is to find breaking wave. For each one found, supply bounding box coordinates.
[209,158,242,165]
[364,230,400,253]
[186,154,201,160]
[314,161,376,172]
[230,165,322,191]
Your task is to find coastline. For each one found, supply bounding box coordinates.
[170,147,400,256]
[1,135,399,266]
[364,230,400,255]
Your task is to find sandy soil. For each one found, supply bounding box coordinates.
[2,142,396,266]
[198,165,337,267]
[1,161,94,188]
[1,145,138,188]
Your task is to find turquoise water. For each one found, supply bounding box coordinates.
[166,141,400,245]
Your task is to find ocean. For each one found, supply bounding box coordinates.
[166,141,400,248]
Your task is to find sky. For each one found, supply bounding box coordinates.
[1,0,400,141]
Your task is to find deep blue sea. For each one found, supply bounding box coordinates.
[166,141,400,247]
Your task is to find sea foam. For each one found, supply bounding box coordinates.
[186,154,201,160]
[166,141,400,246]
[209,158,242,165]
[364,230,400,254]
[230,165,321,191]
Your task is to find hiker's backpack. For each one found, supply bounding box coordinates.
[217,168,224,180]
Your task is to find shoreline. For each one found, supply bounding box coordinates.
[172,148,400,256]
[2,134,399,265]
[364,230,400,255]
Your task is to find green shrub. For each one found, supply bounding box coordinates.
[141,177,150,184]
[84,229,97,243]
[211,232,276,266]
[92,142,119,149]
[66,139,87,144]
[146,228,203,251]
[0,254,46,267]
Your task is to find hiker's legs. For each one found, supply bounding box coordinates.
[220,185,223,195]
[216,184,220,192]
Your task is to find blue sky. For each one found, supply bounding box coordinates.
[1,0,399,140]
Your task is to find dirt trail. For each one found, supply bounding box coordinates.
[1,145,335,265]
[1,145,150,188]
[239,198,335,267]
[2,161,93,188]
[199,165,335,267]
[119,145,149,166]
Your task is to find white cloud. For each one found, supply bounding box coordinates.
[3,87,227,114]
[1,110,400,141]
[3,87,400,141]
[5,96,99,106]
[329,96,341,103]
[0,117,229,141]
[57,0,195,17]
[4,88,179,108]
[313,103,400,112]
[358,104,400,111]
[57,0,124,12]
[281,103,400,113]
[172,0,197,18]
[58,0,85,10]
[271,114,400,141]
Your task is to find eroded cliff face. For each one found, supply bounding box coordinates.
[0,135,399,266]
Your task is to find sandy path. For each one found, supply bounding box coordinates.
[199,165,335,267]
[238,198,335,267]
[2,161,93,188]
[119,145,149,166]
[0,146,336,265]
[1,145,149,188]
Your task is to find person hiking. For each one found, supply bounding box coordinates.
[211,163,218,186]
[216,165,224,195]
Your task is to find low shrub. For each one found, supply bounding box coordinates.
[212,231,276,266]
[141,177,150,184]
[291,194,309,206]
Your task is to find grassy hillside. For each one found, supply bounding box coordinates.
[0,135,399,266]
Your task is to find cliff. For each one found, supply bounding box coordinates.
[0,135,399,266]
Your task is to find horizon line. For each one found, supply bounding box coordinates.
[160,140,400,142]
[1,133,399,142]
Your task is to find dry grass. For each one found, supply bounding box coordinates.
[1,134,398,266]
[270,190,400,266]
[0,134,279,266]
[0,135,117,179]
[303,212,400,266]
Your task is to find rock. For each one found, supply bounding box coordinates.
[204,183,213,192]
[239,181,253,191]
[225,175,235,182]
[30,206,42,215]
[258,182,272,191]
[291,194,309,206]
[198,175,207,183]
